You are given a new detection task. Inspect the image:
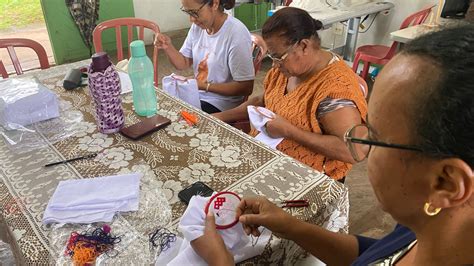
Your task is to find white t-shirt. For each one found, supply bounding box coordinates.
[179,15,255,111]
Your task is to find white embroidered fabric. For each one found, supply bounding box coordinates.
[247,105,284,149]
[156,195,271,265]
[162,74,201,109]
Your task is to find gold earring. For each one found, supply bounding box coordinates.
[424,202,442,216]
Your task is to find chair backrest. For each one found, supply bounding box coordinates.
[251,33,267,75]
[0,60,7,79]
[93,17,161,85]
[399,5,435,29]
[0,38,50,78]
[384,5,435,60]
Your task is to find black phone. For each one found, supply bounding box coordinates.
[120,114,171,140]
[178,181,214,205]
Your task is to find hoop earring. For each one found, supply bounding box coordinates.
[424,202,441,216]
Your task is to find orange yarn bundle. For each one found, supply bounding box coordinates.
[64,225,120,265]
[71,243,98,266]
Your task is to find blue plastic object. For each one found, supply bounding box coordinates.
[370,67,380,79]
[128,40,157,117]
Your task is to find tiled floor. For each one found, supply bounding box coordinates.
[2,27,395,239]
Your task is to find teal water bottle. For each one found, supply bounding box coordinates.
[128,40,157,116]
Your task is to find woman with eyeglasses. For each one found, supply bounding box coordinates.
[154,0,254,114]
[214,7,367,181]
[192,25,474,265]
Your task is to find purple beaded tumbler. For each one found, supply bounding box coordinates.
[88,52,125,134]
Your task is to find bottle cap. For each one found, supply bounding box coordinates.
[91,52,112,72]
[130,40,146,57]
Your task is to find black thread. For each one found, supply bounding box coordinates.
[149,228,177,253]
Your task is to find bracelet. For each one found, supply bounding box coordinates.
[206,82,211,93]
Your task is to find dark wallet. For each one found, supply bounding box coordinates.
[120,114,171,140]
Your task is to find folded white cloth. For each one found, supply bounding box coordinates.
[247,105,284,149]
[0,78,59,129]
[42,173,141,224]
[156,195,271,265]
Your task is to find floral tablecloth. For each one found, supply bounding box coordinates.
[0,62,349,265]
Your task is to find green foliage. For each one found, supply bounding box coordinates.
[0,0,45,30]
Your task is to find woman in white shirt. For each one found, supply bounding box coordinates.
[154,0,255,113]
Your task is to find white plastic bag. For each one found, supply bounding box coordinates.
[0,78,59,129]
[0,240,14,266]
[0,78,83,153]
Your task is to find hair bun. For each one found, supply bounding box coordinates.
[313,19,323,31]
[222,0,236,10]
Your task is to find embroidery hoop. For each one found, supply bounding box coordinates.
[254,106,275,120]
[204,191,241,230]
[171,74,188,82]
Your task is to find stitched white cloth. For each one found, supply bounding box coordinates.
[155,195,271,265]
[162,74,201,109]
[42,173,141,224]
[247,105,284,149]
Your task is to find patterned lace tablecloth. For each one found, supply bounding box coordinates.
[0,62,349,265]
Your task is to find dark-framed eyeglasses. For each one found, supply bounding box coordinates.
[343,124,424,162]
[180,2,207,18]
[266,42,298,64]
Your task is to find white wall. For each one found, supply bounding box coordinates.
[355,0,438,48]
[132,0,440,49]
[133,0,191,43]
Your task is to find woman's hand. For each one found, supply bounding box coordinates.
[197,79,207,91]
[265,115,296,139]
[236,196,297,239]
[190,212,234,266]
[154,33,172,50]
[212,112,224,121]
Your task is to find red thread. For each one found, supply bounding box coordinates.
[213,197,226,209]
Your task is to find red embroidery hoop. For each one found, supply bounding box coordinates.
[204,191,241,230]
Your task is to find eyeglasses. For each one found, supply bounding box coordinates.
[180,3,207,18]
[344,124,424,162]
[266,43,298,64]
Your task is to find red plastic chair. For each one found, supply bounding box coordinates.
[93,18,161,86]
[0,38,50,78]
[229,34,267,134]
[352,6,434,80]
[0,60,7,79]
